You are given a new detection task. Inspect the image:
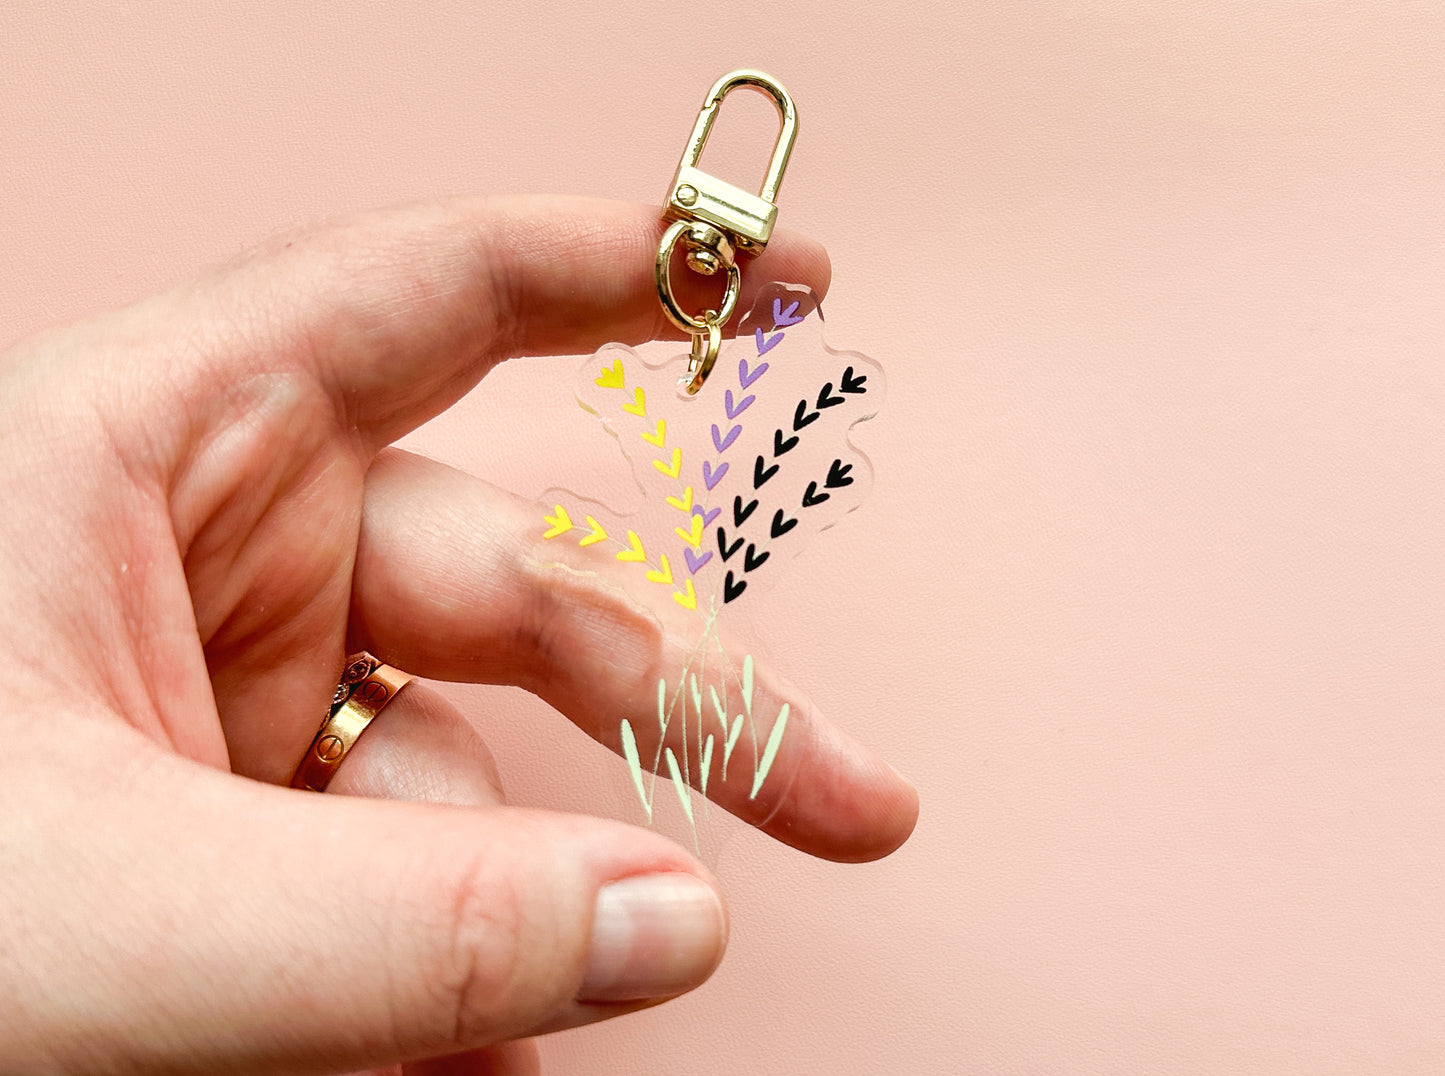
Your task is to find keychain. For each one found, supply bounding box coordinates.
[656,70,797,395]
[537,71,884,852]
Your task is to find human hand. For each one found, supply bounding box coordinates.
[0,196,918,1075]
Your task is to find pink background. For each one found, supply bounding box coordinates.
[5,3,1445,1072]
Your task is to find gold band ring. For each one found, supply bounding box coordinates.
[290,651,415,792]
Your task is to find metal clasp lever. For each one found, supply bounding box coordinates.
[655,69,798,394]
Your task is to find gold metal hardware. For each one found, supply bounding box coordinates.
[656,69,798,394]
[656,218,741,334]
[666,69,798,258]
[681,314,722,396]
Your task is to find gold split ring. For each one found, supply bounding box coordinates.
[290,651,415,792]
[680,313,722,396]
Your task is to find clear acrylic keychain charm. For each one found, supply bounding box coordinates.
[536,71,885,855]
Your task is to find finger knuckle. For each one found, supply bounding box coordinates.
[419,848,544,1050]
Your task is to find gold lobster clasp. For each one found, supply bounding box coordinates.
[667,69,798,262]
[656,69,798,394]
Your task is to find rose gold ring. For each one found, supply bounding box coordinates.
[290,651,415,792]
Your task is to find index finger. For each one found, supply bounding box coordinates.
[196,195,831,448]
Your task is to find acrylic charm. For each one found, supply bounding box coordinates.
[539,283,884,850]
[531,72,885,852]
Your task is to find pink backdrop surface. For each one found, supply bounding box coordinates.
[5,3,1445,1073]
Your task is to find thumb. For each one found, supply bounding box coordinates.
[6,743,726,1075]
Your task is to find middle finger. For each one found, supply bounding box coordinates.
[348,448,919,863]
